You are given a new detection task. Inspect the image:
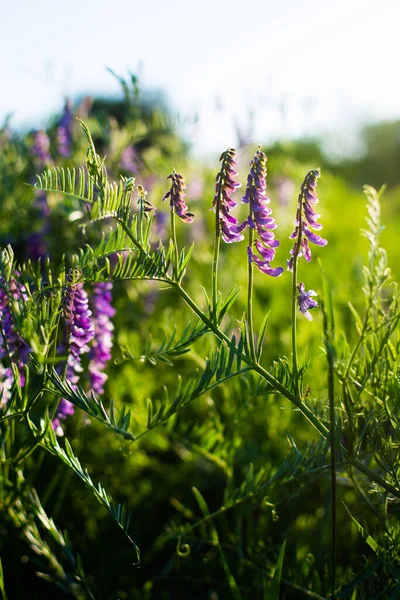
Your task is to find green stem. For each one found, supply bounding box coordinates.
[175,283,329,439]
[136,192,143,244]
[247,221,256,362]
[291,185,306,395]
[110,220,330,439]
[212,229,221,323]
[291,251,299,391]
[171,209,179,280]
[78,216,400,501]
[212,151,228,323]
[327,344,336,598]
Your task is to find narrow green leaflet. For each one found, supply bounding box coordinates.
[266,539,286,600]
[40,424,140,564]
[47,369,134,440]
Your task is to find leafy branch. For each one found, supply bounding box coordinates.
[46,369,134,440]
[38,421,140,564]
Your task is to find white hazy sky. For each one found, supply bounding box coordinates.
[2,0,400,155]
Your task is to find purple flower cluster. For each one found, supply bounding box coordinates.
[64,283,95,383]
[57,100,73,158]
[297,282,318,321]
[53,274,95,435]
[162,170,194,223]
[0,277,28,406]
[32,130,52,166]
[212,148,247,243]
[242,148,283,277]
[88,283,115,396]
[288,169,327,270]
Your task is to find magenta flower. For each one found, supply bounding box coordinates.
[288,169,327,270]
[297,282,318,321]
[162,170,194,223]
[212,148,247,243]
[242,148,283,277]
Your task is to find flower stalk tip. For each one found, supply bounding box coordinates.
[212,148,245,243]
[243,147,283,277]
[288,168,327,271]
[162,170,194,223]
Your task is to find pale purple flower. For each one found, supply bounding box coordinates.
[32,130,51,166]
[187,174,204,201]
[297,282,318,321]
[120,146,139,173]
[154,211,168,239]
[57,100,73,157]
[162,170,194,223]
[212,148,247,243]
[242,147,283,277]
[288,169,327,271]
[88,283,115,396]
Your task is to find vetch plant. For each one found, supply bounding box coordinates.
[288,168,328,394]
[0,114,399,599]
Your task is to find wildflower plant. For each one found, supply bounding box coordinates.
[288,168,328,394]
[0,105,400,600]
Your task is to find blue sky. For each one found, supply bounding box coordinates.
[2,0,400,155]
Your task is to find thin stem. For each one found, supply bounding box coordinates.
[291,188,304,395]
[291,249,299,391]
[212,151,228,322]
[247,222,256,362]
[110,220,331,441]
[327,344,336,598]
[136,192,143,244]
[212,229,221,323]
[171,209,179,280]
[175,283,329,439]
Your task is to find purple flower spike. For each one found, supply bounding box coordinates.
[53,273,95,435]
[162,170,194,223]
[212,148,246,243]
[89,282,115,396]
[288,169,327,271]
[242,147,283,277]
[57,100,73,158]
[0,275,29,406]
[297,282,318,321]
[32,130,52,167]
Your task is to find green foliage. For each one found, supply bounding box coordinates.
[1,81,400,599]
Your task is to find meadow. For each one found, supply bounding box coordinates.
[1,77,400,599]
